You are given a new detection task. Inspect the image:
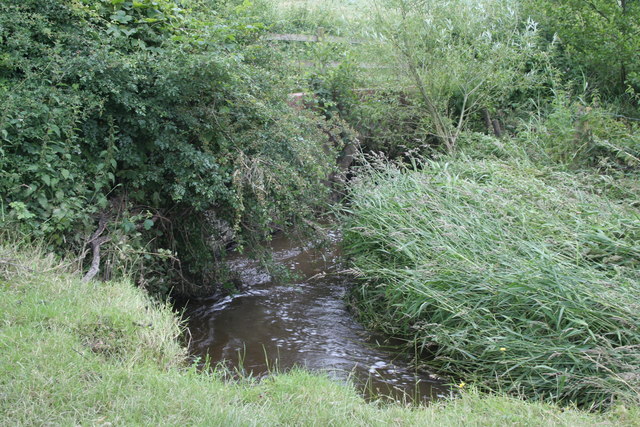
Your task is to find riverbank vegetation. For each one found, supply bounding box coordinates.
[334,0,640,412]
[0,0,342,295]
[2,0,640,422]
[342,157,639,409]
[2,243,636,425]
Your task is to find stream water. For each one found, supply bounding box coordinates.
[181,231,449,403]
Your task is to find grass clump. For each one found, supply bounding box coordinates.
[2,241,635,425]
[341,157,640,409]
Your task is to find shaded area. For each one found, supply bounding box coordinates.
[181,231,449,403]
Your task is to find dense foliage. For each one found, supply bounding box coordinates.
[0,0,338,293]
[286,0,640,163]
[342,158,640,408]
[293,0,640,409]
[2,0,639,410]
[529,0,640,97]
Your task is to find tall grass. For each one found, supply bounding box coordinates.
[3,240,632,425]
[341,157,640,409]
[266,0,374,35]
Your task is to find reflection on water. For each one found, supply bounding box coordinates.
[181,231,449,403]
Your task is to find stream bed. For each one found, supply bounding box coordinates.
[181,231,449,403]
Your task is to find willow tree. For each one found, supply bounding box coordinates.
[369,0,541,152]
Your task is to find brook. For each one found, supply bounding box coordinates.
[181,231,448,403]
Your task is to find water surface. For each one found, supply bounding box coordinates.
[182,231,449,403]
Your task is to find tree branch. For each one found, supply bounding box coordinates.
[82,214,110,283]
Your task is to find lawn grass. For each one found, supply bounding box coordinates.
[341,157,640,409]
[1,241,635,425]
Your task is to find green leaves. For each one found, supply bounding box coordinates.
[530,0,640,96]
[8,202,35,220]
[0,0,335,292]
[111,10,133,24]
[359,0,541,153]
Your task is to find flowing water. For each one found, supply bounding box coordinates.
[181,231,449,403]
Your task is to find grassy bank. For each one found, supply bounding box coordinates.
[342,158,640,409]
[1,242,634,425]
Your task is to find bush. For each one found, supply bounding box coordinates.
[341,157,640,408]
[516,90,640,170]
[357,0,541,153]
[0,0,337,293]
[527,0,640,98]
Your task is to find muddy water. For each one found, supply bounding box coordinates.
[182,231,449,403]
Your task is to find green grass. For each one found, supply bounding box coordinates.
[267,0,374,35]
[341,157,640,409]
[1,242,636,425]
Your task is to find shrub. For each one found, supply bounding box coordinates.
[359,0,541,152]
[506,88,640,177]
[0,0,337,293]
[527,0,640,97]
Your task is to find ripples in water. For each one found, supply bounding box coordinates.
[181,232,449,403]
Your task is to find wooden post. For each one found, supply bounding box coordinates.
[492,119,503,138]
[481,108,492,134]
